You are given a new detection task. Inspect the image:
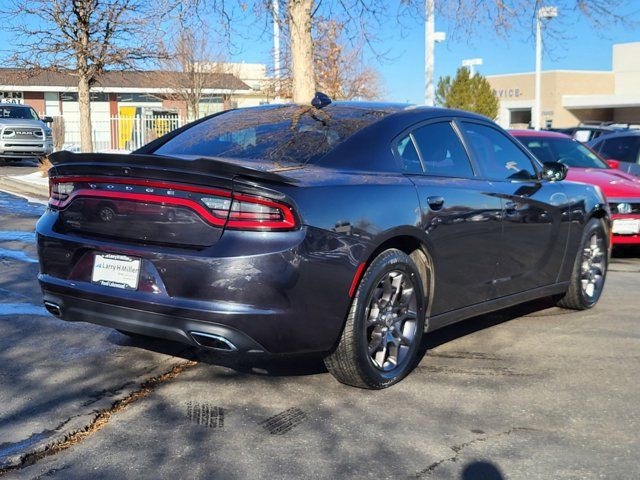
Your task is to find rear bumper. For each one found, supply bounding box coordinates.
[36,211,364,355]
[41,287,268,354]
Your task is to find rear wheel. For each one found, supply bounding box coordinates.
[324,249,426,389]
[98,205,116,222]
[556,218,608,310]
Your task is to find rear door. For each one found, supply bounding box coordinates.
[459,121,570,297]
[396,120,503,315]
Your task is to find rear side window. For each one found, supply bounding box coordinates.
[152,105,388,165]
[395,135,423,173]
[462,122,537,181]
[409,122,474,178]
[598,137,640,164]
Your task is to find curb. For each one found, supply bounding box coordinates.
[0,176,48,201]
[0,358,191,472]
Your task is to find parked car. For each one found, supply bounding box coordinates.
[0,103,53,164]
[588,130,640,177]
[37,101,610,389]
[549,125,619,143]
[512,129,640,247]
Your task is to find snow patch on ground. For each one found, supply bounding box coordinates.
[0,303,48,316]
[0,247,38,263]
[0,231,36,243]
[9,171,48,187]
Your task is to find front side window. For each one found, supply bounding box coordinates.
[598,137,640,164]
[409,122,474,178]
[462,122,537,181]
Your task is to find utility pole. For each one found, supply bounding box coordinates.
[424,0,446,106]
[425,0,435,106]
[534,6,558,130]
[273,0,281,102]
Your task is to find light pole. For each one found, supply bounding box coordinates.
[273,0,281,102]
[462,58,483,78]
[424,0,446,106]
[534,6,557,130]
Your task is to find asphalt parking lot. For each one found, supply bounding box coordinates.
[0,175,639,479]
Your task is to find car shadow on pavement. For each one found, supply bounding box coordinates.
[110,296,564,381]
[420,296,560,353]
[109,331,329,377]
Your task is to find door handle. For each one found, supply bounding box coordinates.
[427,196,445,211]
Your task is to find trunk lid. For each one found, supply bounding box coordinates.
[48,152,298,248]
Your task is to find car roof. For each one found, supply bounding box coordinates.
[510,129,572,139]
[590,129,640,142]
[248,101,490,122]
[312,103,493,171]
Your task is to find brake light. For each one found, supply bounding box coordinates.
[225,193,296,230]
[50,181,74,202]
[49,176,297,231]
[199,193,297,229]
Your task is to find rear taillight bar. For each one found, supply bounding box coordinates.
[49,176,297,231]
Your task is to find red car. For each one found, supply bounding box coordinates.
[512,130,640,246]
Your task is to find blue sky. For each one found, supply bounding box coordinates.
[225,6,640,104]
[2,4,639,105]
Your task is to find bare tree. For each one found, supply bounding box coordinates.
[313,18,383,100]
[159,26,216,121]
[191,0,633,106]
[263,17,384,100]
[51,116,66,151]
[3,0,164,152]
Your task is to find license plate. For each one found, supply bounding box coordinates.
[92,254,141,290]
[612,219,640,235]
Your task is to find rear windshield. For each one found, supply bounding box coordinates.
[517,136,609,169]
[152,105,388,165]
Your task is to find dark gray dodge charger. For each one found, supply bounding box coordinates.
[37,99,610,389]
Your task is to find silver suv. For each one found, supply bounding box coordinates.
[0,103,54,164]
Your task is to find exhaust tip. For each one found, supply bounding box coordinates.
[190,332,237,352]
[44,301,62,317]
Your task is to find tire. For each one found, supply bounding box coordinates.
[98,205,116,222]
[324,249,426,389]
[556,218,608,310]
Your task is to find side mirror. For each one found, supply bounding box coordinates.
[43,116,54,124]
[541,162,568,182]
[606,159,620,169]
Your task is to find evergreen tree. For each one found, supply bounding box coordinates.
[436,67,499,120]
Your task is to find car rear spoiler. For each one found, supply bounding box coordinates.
[48,151,298,186]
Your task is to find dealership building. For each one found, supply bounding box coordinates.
[0,64,270,151]
[487,42,640,129]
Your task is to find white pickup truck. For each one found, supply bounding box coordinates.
[0,103,54,164]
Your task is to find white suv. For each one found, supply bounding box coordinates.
[0,103,54,164]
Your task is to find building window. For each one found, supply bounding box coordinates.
[60,92,110,102]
